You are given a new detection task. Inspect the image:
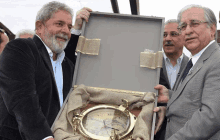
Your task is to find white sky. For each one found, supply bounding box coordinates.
[0,0,219,57]
[0,0,219,34]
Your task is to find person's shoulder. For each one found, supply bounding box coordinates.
[6,38,34,51]
[206,45,220,69]
[9,37,31,44]
[211,45,220,59]
[2,38,39,62]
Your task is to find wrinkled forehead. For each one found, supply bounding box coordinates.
[44,10,73,25]
[51,10,72,19]
[181,7,205,22]
[164,23,179,32]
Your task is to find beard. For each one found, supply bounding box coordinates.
[43,28,69,54]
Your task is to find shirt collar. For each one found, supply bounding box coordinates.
[163,52,184,64]
[35,34,65,62]
[190,40,215,65]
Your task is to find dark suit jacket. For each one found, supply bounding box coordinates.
[166,41,220,140]
[65,34,79,65]
[0,35,77,140]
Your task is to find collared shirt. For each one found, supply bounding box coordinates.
[178,40,215,90]
[46,47,65,107]
[36,34,65,107]
[190,40,215,66]
[71,28,81,35]
[35,28,81,108]
[163,53,184,89]
[36,28,81,140]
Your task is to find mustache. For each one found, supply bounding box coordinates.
[55,33,69,41]
[164,41,174,46]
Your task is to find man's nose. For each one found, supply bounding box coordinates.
[61,25,71,39]
[165,34,172,41]
[184,24,193,35]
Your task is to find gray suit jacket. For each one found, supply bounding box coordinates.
[165,41,220,140]
[162,53,189,90]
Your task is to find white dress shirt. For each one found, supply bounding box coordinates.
[36,34,64,107]
[164,53,184,89]
[46,46,65,107]
[190,40,215,66]
[178,40,215,91]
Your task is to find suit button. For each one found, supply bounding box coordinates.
[167,118,170,122]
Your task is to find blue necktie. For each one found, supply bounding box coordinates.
[181,59,193,81]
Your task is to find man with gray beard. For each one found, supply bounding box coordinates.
[0,1,91,140]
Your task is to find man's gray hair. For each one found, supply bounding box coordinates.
[177,4,217,28]
[165,19,178,25]
[36,1,73,23]
[15,29,35,39]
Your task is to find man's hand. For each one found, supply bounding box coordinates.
[154,106,166,134]
[154,84,169,103]
[74,7,92,30]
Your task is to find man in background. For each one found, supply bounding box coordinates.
[0,1,91,140]
[156,19,189,140]
[0,29,9,54]
[160,19,189,90]
[15,29,35,38]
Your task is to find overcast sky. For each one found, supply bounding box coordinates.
[0,0,219,34]
[0,0,219,57]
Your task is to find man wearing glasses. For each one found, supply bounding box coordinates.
[155,4,220,139]
[0,29,9,54]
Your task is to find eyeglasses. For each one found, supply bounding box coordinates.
[177,20,208,31]
[0,29,5,34]
[163,31,180,38]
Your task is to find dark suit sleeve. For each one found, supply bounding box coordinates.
[159,68,170,89]
[154,68,168,140]
[0,39,52,140]
[65,34,79,65]
[62,57,74,100]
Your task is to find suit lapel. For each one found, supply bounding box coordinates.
[179,54,189,73]
[162,58,171,89]
[167,42,219,108]
[33,35,59,95]
[163,55,189,90]
[62,58,74,101]
[172,54,189,91]
[33,36,54,76]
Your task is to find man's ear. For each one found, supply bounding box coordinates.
[35,20,44,35]
[210,24,217,39]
